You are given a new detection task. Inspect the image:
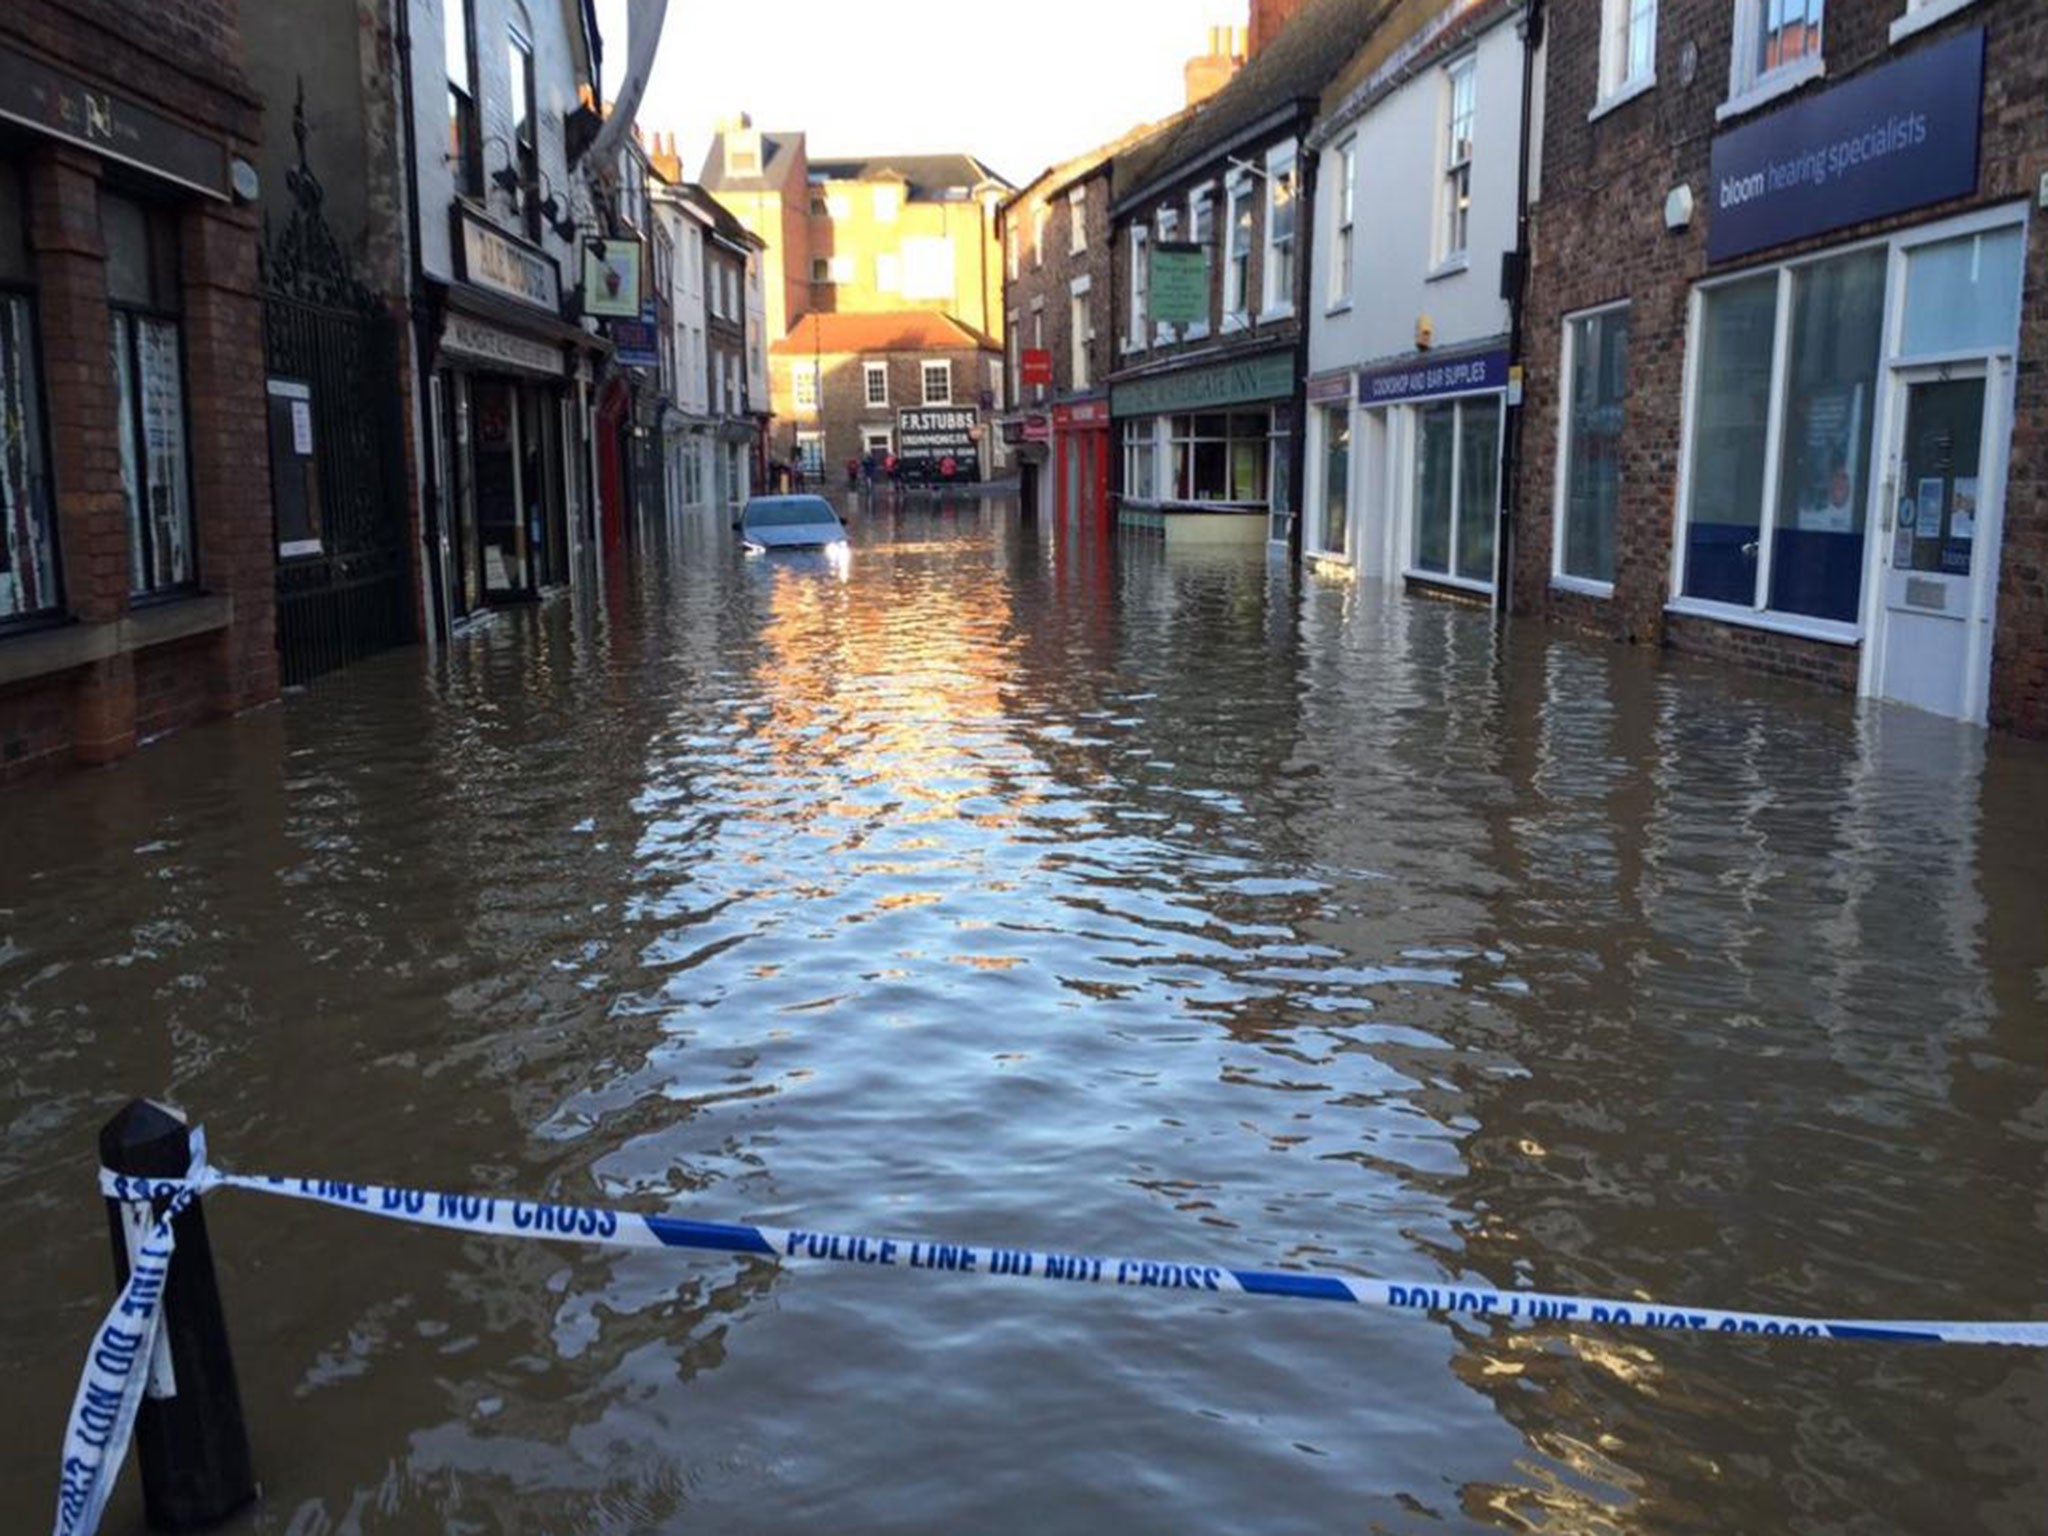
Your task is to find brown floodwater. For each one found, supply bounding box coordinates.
[3,496,2045,1534]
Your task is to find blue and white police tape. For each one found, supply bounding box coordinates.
[63,1138,2048,1536]
[56,1131,207,1536]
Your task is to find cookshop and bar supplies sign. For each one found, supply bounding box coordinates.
[1707,26,1983,264]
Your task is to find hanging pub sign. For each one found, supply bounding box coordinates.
[584,240,644,317]
[1706,26,1983,263]
[1148,241,1208,326]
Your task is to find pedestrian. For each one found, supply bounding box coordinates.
[861,451,877,491]
[846,456,860,492]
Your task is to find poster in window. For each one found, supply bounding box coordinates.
[1948,478,1977,543]
[1791,385,1864,533]
[1914,477,1945,541]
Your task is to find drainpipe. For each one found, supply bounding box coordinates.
[1287,116,1317,570]
[1495,0,1544,616]
[392,0,448,645]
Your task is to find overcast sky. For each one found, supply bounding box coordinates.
[597,0,1231,188]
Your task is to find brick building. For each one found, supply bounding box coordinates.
[0,0,275,777]
[771,311,1000,486]
[1514,0,2048,731]
[1108,0,1392,549]
[998,117,1178,528]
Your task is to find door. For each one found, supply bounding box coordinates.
[1869,361,2004,722]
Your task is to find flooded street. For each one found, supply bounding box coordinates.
[4,498,2045,1534]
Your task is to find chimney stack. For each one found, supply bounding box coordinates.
[1183,20,1246,107]
[1246,0,1307,56]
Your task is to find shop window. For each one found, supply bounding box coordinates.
[1411,396,1498,585]
[1598,0,1657,107]
[1726,0,1824,115]
[1678,250,1884,626]
[1264,148,1296,314]
[864,361,888,407]
[1556,305,1630,588]
[1122,420,1156,502]
[1439,58,1475,265]
[922,361,951,406]
[0,171,57,623]
[105,194,194,596]
[446,0,480,199]
[1166,412,1270,504]
[1318,406,1349,557]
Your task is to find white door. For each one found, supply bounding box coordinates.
[1868,360,2006,723]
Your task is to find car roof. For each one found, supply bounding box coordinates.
[743,495,836,516]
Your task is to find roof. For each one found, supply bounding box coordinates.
[1315,0,1521,140]
[700,130,805,192]
[1113,0,1405,207]
[770,310,1001,357]
[1004,108,1196,214]
[806,153,1011,199]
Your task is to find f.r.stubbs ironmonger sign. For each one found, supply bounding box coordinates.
[1707,27,1983,264]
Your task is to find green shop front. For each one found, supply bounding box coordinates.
[1112,347,1296,548]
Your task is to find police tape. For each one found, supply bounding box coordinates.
[60,1138,2048,1535]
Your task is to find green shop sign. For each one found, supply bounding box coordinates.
[1148,242,1208,326]
[1112,349,1296,418]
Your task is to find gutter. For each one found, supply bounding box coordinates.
[1495,0,1542,615]
[392,0,449,645]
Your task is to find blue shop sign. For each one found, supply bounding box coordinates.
[1356,346,1508,406]
[1707,26,1983,264]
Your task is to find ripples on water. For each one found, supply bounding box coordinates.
[2,499,2044,1533]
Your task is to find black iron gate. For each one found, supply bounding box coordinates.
[261,89,414,686]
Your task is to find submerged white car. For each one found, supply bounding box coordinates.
[736,495,848,555]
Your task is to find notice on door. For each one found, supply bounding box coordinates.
[291,399,313,456]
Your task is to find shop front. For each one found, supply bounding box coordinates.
[1349,345,1508,597]
[1001,411,1050,519]
[1053,397,1110,531]
[1112,347,1295,549]
[1302,371,1353,566]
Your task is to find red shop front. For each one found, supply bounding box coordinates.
[1053,397,1111,530]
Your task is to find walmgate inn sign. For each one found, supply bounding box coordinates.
[1707,27,1984,263]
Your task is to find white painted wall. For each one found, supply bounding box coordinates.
[1307,6,1525,377]
[408,0,586,285]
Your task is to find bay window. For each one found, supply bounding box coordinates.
[105,194,194,596]
[1678,247,1883,626]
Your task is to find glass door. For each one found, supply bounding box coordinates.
[1869,362,2001,721]
[471,376,530,598]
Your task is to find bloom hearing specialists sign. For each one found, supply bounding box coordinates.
[1707,26,1983,264]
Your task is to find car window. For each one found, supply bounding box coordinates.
[744,500,836,529]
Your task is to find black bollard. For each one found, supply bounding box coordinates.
[99,1100,255,1531]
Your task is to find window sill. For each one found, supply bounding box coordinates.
[1663,597,1860,646]
[1325,298,1354,316]
[1715,55,1825,123]
[1890,0,1983,42]
[1551,573,1614,599]
[1258,302,1296,323]
[1184,323,1211,340]
[1426,255,1470,283]
[1588,73,1656,122]
[0,591,233,690]
[1404,568,1492,597]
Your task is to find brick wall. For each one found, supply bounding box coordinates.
[775,346,999,474]
[1001,164,1116,406]
[1515,0,2048,733]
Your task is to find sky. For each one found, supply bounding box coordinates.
[596,0,1233,189]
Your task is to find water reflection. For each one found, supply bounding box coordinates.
[0,504,2042,1533]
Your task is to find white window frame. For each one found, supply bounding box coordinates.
[922,360,952,406]
[810,257,830,284]
[1327,138,1356,311]
[1033,203,1049,268]
[1070,274,1093,391]
[791,362,818,411]
[873,185,900,222]
[1030,299,1046,401]
[1262,144,1297,319]
[1550,300,1631,598]
[825,192,850,219]
[1668,202,2025,645]
[1154,205,1181,343]
[795,429,824,475]
[1591,0,1658,119]
[1006,222,1019,281]
[1007,310,1020,406]
[1223,174,1252,327]
[1437,55,1476,272]
[1127,223,1149,352]
[1720,0,1826,122]
[1068,186,1088,253]
[829,255,854,284]
[877,252,900,292]
[1889,0,1981,44]
[1402,393,1504,594]
[864,361,889,408]
[1186,182,1215,339]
